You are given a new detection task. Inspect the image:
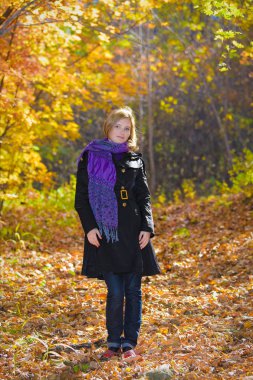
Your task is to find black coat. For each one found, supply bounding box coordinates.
[74,150,162,281]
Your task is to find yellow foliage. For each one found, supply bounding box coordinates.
[173,179,196,203]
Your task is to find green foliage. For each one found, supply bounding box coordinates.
[173,189,182,204]
[173,179,196,203]
[214,28,244,71]
[1,175,78,245]
[197,1,243,20]
[217,149,253,197]
[174,227,191,238]
[160,96,178,114]
[153,186,167,207]
[182,179,196,200]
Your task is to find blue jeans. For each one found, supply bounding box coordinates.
[102,271,142,350]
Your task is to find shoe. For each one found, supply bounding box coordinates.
[99,348,121,361]
[121,348,142,362]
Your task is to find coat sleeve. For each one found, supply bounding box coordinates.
[133,158,155,238]
[74,151,99,234]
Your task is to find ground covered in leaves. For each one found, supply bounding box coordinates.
[0,193,253,379]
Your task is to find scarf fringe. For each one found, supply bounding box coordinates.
[98,223,119,244]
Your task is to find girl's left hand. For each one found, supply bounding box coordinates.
[139,231,151,249]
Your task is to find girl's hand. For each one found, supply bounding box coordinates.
[87,228,102,247]
[139,231,151,249]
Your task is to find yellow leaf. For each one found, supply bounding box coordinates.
[244,321,253,328]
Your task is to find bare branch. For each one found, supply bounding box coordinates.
[0,6,14,26]
[0,17,18,93]
[0,0,41,36]
[14,18,71,28]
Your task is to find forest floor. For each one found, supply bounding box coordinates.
[0,192,253,380]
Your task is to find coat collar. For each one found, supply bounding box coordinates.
[113,151,143,168]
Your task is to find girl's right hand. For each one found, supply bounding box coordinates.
[87,228,102,247]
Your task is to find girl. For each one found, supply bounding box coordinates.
[74,106,161,361]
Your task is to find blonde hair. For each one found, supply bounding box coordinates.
[103,106,138,151]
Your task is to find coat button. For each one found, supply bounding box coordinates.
[121,168,126,173]
[122,202,127,207]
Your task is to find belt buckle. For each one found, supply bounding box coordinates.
[120,189,128,200]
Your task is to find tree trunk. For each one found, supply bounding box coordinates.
[146,24,156,194]
[138,23,144,152]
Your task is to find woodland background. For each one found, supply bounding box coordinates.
[0,1,253,379]
[0,0,252,203]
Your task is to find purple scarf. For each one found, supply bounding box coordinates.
[76,138,129,243]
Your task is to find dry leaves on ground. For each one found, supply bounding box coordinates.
[0,193,252,379]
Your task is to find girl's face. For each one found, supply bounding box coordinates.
[108,117,131,144]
